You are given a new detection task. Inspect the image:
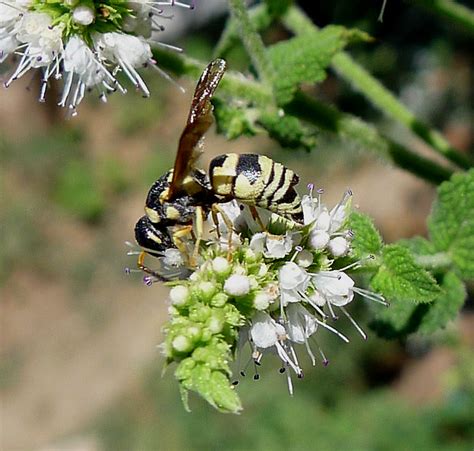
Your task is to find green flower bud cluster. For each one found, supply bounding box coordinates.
[29,0,134,41]
[163,245,279,413]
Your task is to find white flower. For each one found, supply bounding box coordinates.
[302,188,352,255]
[161,248,184,267]
[250,231,294,259]
[279,262,309,290]
[278,262,310,306]
[250,312,286,348]
[312,271,355,307]
[1,0,192,111]
[285,304,318,343]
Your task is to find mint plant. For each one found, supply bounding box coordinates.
[2,0,472,414]
[137,0,473,411]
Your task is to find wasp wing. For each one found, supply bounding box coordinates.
[167,58,227,200]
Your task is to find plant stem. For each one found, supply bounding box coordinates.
[286,91,454,184]
[227,0,274,88]
[214,4,270,59]
[152,48,453,185]
[415,252,452,270]
[282,6,473,170]
[411,0,474,36]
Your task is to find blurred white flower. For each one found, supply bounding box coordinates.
[1,0,194,112]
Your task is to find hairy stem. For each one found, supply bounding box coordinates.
[282,6,473,170]
[286,92,454,184]
[415,252,452,270]
[227,0,274,88]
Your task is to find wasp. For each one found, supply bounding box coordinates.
[135,59,303,278]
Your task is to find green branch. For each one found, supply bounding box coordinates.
[411,0,474,36]
[151,48,453,185]
[415,252,452,271]
[282,6,473,170]
[285,92,454,184]
[227,0,274,88]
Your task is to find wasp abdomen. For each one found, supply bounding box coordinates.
[209,153,303,223]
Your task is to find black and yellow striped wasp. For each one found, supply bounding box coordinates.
[135,59,303,277]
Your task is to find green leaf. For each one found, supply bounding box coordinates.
[213,98,257,140]
[177,362,242,414]
[429,169,474,279]
[370,271,466,338]
[348,211,383,261]
[264,0,293,18]
[397,236,437,256]
[268,26,369,105]
[418,272,466,335]
[370,244,440,303]
[370,298,422,339]
[258,111,317,151]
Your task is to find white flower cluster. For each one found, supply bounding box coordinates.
[1,0,193,113]
[133,185,387,408]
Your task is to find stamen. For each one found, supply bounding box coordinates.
[339,306,367,340]
[352,287,389,306]
[286,369,294,396]
[315,319,349,343]
[149,61,185,93]
[149,41,183,53]
[304,338,316,366]
[316,339,329,366]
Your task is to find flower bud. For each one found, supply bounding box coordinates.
[211,256,231,276]
[328,236,349,257]
[172,335,192,353]
[309,230,330,250]
[224,274,251,297]
[257,263,268,277]
[72,5,95,25]
[169,285,189,307]
[210,292,228,307]
[295,249,314,268]
[207,315,224,334]
[193,281,216,302]
[253,292,271,310]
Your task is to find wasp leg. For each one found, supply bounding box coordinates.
[137,251,166,281]
[191,206,204,266]
[171,225,194,266]
[212,203,235,260]
[249,205,266,231]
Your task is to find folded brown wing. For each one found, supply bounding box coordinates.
[166,58,227,200]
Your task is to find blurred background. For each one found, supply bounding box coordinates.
[1,1,473,450]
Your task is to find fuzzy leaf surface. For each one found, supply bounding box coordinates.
[268,26,369,105]
[428,169,474,279]
[349,211,383,261]
[417,272,466,335]
[370,244,440,303]
[258,111,317,151]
